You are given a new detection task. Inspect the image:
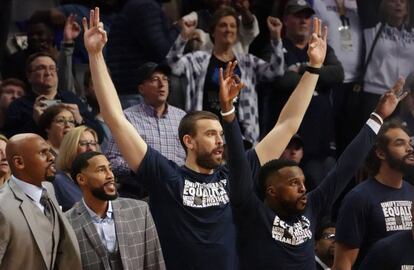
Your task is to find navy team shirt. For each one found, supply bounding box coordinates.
[359,231,414,270]
[222,118,378,270]
[135,142,260,270]
[336,178,414,268]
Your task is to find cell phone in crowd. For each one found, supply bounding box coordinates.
[43,99,62,108]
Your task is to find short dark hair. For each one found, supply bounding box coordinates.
[37,104,73,139]
[315,217,335,241]
[178,111,219,152]
[209,6,240,43]
[26,52,57,73]
[258,159,299,199]
[365,118,408,176]
[0,78,26,94]
[71,151,103,184]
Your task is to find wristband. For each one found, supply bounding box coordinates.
[305,65,321,75]
[220,106,235,117]
[370,112,384,125]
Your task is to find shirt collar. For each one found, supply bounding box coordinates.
[141,102,169,118]
[11,175,44,203]
[315,256,331,270]
[82,199,113,222]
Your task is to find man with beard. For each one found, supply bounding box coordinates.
[334,120,414,270]
[0,133,81,270]
[315,219,336,270]
[66,151,165,270]
[84,8,327,270]
[222,76,407,269]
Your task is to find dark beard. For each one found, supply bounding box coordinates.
[385,150,414,175]
[279,199,306,216]
[91,186,118,201]
[196,151,221,170]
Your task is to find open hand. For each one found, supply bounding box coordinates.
[219,61,246,112]
[82,7,107,54]
[375,77,408,119]
[307,17,328,68]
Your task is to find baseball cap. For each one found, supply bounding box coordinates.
[288,134,304,149]
[284,0,315,16]
[136,62,171,86]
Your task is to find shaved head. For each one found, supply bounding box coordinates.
[6,133,56,186]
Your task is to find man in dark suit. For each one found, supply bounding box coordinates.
[66,151,165,270]
[0,133,81,270]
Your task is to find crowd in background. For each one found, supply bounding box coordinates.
[0,0,413,269]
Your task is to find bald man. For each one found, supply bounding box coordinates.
[0,133,81,270]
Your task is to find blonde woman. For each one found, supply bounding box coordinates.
[0,134,10,186]
[54,125,100,211]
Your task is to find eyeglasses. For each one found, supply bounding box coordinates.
[147,76,169,84]
[321,233,335,240]
[53,118,76,126]
[31,65,58,73]
[79,140,98,147]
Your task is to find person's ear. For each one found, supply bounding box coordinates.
[183,134,194,151]
[12,155,24,169]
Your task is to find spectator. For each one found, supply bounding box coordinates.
[67,151,166,270]
[167,6,284,144]
[315,218,336,270]
[3,52,102,140]
[334,115,414,269]
[107,0,180,108]
[0,134,10,186]
[37,104,76,157]
[183,0,259,54]
[399,72,414,138]
[0,78,25,129]
[84,8,323,269]
[105,62,186,199]
[0,133,81,269]
[224,68,404,269]
[280,134,304,164]
[54,125,100,211]
[358,200,414,270]
[357,0,414,122]
[312,0,364,156]
[261,0,344,188]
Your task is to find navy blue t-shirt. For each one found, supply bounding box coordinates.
[359,231,414,270]
[224,118,377,269]
[135,145,260,270]
[336,178,414,268]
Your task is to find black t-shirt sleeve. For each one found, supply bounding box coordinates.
[309,124,376,216]
[335,190,367,247]
[359,238,393,270]
[223,118,255,207]
[134,146,180,191]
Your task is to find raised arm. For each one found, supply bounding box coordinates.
[83,8,147,172]
[255,18,327,165]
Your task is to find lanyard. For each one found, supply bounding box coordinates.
[335,0,350,27]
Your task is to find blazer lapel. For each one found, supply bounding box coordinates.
[77,202,110,264]
[113,200,131,270]
[9,180,50,269]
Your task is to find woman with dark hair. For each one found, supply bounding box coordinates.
[37,104,76,157]
[166,6,284,144]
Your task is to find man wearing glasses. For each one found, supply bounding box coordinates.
[105,62,186,199]
[3,52,102,140]
[315,219,335,270]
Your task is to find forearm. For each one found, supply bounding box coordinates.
[57,43,75,93]
[255,71,318,164]
[88,52,124,126]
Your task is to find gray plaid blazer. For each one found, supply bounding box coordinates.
[66,198,165,270]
